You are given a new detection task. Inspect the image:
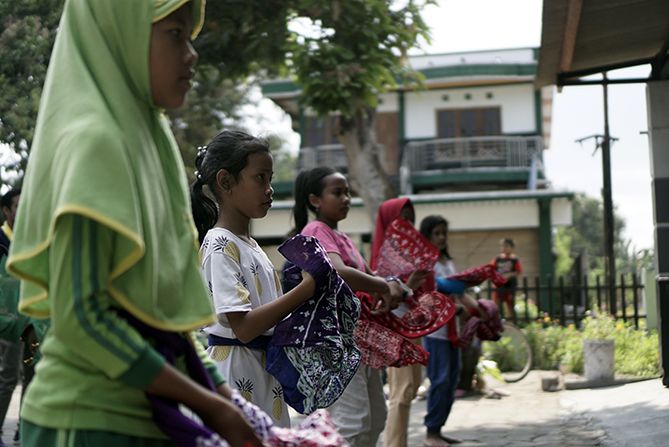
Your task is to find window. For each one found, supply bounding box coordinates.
[436,107,501,138]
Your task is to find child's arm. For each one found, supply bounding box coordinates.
[327,252,404,313]
[51,215,262,447]
[225,274,314,343]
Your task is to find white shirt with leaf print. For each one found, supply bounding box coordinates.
[201,227,283,339]
[200,227,290,426]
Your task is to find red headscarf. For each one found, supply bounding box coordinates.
[370,197,413,271]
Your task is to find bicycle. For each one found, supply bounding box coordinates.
[481,320,532,383]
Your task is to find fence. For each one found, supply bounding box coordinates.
[474,273,646,328]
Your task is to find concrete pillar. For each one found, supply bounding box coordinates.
[646,80,669,387]
[537,197,553,311]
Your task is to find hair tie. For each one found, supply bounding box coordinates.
[197,145,208,157]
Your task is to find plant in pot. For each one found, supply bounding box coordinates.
[582,311,616,384]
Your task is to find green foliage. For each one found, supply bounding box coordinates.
[288,0,432,121]
[168,70,251,177]
[521,316,660,378]
[582,311,615,340]
[0,0,64,185]
[482,335,529,373]
[554,194,655,280]
[514,297,538,320]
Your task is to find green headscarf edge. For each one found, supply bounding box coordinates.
[6,0,213,332]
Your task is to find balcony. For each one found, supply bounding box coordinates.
[295,136,544,194]
[401,136,545,192]
[298,144,350,174]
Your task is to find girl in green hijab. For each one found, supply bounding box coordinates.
[6,1,263,446]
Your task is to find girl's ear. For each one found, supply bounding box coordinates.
[215,169,233,194]
[308,193,320,210]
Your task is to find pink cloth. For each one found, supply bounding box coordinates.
[302,220,366,272]
[231,389,346,446]
[457,299,503,348]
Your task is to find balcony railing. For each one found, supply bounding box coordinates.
[402,136,544,172]
[298,144,349,173]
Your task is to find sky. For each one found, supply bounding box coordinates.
[416,0,654,251]
[244,0,655,251]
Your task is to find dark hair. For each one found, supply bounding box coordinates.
[1,188,20,210]
[191,130,270,243]
[292,167,337,234]
[502,238,515,248]
[419,215,451,260]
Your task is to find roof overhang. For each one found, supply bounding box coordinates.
[536,0,669,87]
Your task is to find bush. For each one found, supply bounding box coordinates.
[519,314,659,378]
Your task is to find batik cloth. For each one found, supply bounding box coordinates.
[267,235,361,415]
[122,311,346,447]
[373,217,439,279]
[231,390,347,447]
[457,299,503,348]
[358,213,456,368]
[447,264,508,288]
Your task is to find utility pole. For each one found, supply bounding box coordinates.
[575,72,618,315]
[601,73,616,315]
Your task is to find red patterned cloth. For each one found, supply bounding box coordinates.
[353,318,428,369]
[374,217,440,278]
[448,264,508,288]
[457,299,504,348]
[358,291,456,339]
[354,291,456,368]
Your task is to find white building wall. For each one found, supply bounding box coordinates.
[404,83,537,139]
[250,195,572,238]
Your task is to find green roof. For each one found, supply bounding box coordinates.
[261,63,537,97]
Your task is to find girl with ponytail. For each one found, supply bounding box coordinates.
[191,129,315,427]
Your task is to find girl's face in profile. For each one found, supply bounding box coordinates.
[223,152,275,220]
[311,173,351,225]
[149,4,198,109]
[430,223,448,251]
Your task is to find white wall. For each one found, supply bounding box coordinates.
[250,195,572,238]
[404,83,537,139]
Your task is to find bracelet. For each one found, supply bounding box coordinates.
[384,276,413,298]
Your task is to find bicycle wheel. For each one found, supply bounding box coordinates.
[481,321,532,383]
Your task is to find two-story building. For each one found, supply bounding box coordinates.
[257,48,573,284]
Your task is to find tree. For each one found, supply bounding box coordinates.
[0,0,63,186]
[196,0,433,219]
[0,1,255,187]
[555,194,654,278]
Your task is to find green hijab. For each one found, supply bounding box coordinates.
[7,0,213,331]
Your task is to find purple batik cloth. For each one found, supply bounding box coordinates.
[121,310,347,447]
[267,235,361,414]
[118,311,228,447]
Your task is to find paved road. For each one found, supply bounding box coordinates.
[387,371,608,447]
[3,371,667,446]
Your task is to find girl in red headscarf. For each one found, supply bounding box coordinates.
[370,198,429,447]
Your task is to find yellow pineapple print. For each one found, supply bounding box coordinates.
[235,378,254,402]
[210,345,232,362]
[272,385,284,421]
[234,274,251,304]
[273,270,282,293]
[224,241,241,264]
[250,262,263,296]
